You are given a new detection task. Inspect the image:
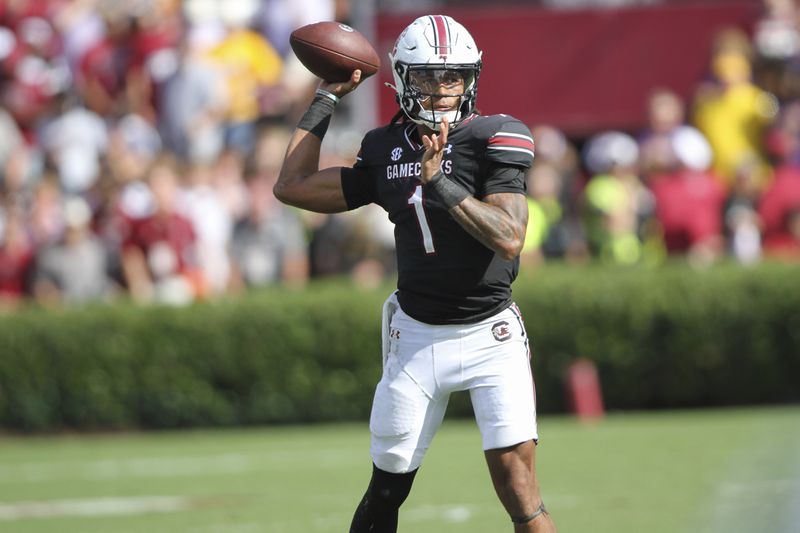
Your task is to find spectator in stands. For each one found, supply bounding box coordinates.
[724,158,764,265]
[229,126,308,289]
[521,163,559,266]
[28,176,64,247]
[255,0,335,59]
[524,124,586,263]
[78,1,176,120]
[105,113,162,188]
[649,126,727,266]
[179,160,234,296]
[759,102,800,258]
[253,0,336,123]
[0,106,23,174]
[121,154,201,305]
[205,0,283,154]
[0,106,26,196]
[51,0,105,75]
[156,28,227,165]
[581,131,653,265]
[0,203,34,310]
[638,88,687,176]
[209,145,249,224]
[39,92,108,195]
[693,28,778,188]
[32,196,115,305]
[0,0,69,138]
[752,0,800,102]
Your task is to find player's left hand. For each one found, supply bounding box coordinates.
[420,117,449,183]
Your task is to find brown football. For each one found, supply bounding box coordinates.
[290,21,380,82]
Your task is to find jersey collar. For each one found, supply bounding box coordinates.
[403,123,423,151]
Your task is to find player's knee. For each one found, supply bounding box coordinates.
[349,465,418,533]
[368,464,418,511]
[372,450,417,475]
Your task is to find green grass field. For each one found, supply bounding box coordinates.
[0,406,798,533]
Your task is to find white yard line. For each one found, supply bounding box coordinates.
[404,504,473,523]
[305,503,482,531]
[702,430,800,533]
[0,449,361,483]
[0,495,196,521]
[0,453,253,482]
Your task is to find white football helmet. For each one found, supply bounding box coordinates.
[388,15,483,129]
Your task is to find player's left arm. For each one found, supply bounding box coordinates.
[449,192,527,260]
[420,118,528,260]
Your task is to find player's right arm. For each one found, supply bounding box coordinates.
[274,129,348,213]
[273,70,363,213]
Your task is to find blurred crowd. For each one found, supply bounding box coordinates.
[0,0,370,310]
[1,0,799,311]
[522,0,800,269]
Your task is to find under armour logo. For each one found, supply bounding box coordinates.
[444,144,453,155]
[391,147,403,161]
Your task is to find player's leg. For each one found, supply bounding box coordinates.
[349,386,448,532]
[349,463,418,533]
[485,440,555,532]
[467,304,555,531]
[350,296,448,532]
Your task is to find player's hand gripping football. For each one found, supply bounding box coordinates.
[420,117,449,184]
[319,69,363,99]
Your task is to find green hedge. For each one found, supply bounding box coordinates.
[1,262,798,432]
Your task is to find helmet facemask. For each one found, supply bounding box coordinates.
[394,63,481,129]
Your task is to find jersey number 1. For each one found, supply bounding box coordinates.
[408,185,435,254]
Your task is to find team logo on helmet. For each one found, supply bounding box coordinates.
[492,321,512,342]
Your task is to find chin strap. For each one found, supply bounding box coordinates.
[418,107,461,129]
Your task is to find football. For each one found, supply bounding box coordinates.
[290,21,380,82]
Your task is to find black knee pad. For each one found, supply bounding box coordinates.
[368,464,418,511]
[350,465,419,533]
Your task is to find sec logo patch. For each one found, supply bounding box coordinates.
[491,321,512,342]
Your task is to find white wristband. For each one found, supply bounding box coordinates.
[315,89,340,104]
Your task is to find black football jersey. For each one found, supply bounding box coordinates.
[341,114,534,324]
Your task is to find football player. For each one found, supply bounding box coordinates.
[274,15,556,533]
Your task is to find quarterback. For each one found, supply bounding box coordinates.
[274,15,556,532]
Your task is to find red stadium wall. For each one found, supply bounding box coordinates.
[375,2,759,136]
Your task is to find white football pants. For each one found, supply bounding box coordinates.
[370,292,538,474]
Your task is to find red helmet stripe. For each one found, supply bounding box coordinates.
[432,15,449,59]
